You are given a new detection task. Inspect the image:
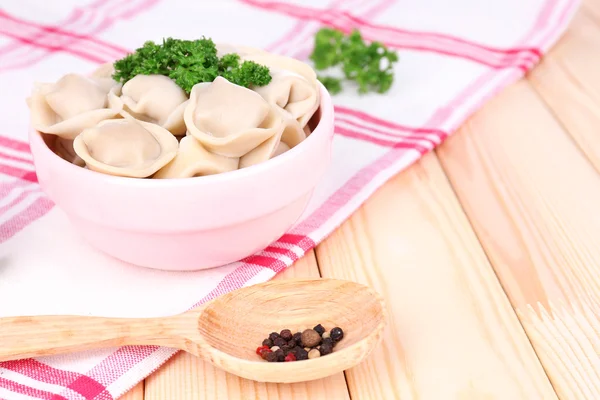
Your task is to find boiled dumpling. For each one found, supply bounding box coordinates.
[242,54,320,128]
[184,76,284,157]
[216,43,268,58]
[108,74,188,135]
[27,73,120,140]
[239,110,305,168]
[73,119,178,178]
[153,136,239,179]
[252,70,319,129]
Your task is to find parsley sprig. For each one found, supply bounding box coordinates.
[310,28,399,95]
[112,37,271,94]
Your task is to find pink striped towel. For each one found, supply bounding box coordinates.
[0,0,577,398]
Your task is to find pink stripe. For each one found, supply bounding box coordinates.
[263,246,298,258]
[336,126,430,153]
[336,116,441,141]
[0,0,158,71]
[0,135,30,152]
[0,25,112,64]
[242,255,288,272]
[0,196,53,243]
[335,106,448,138]
[0,9,83,58]
[0,151,33,165]
[0,376,68,400]
[0,163,38,183]
[0,189,38,215]
[0,10,129,54]
[1,359,106,400]
[0,179,33,197]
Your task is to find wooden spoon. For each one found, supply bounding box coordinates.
[0,278,386,383]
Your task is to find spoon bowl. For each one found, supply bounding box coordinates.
[197,278,386,382]
[0,278,386,383]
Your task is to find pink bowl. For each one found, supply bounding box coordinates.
[28,84,334,271]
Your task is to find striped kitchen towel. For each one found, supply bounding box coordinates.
[0,0,578,398]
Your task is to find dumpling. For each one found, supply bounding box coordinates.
[184,76,284,158]
[239,110,305,168]
[27,73,119,140]
[153,136,239,179]
[216,43,268,58]
[108,74,188,135]
[242,53,320,128]
[253,70,319,129]
[73,118,178,178]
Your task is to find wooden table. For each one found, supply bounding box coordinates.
[119,3,600,399]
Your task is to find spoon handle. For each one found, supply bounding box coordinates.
[0,312,200,362]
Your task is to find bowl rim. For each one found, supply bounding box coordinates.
[29,81,334,188]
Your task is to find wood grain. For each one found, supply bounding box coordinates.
[144,251,351,400]
[438,80,600,399]
[119,382,144,400]
[315,152,557,399]
[528,8,600,170]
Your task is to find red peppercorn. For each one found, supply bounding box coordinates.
[256,345,269,355]
[284,353,297,362]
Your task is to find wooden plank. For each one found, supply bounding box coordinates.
[144,252,351,400]
[315,152,557,399]
[527,8,600,170]
[119,382,144,400]
[437,80,600,399]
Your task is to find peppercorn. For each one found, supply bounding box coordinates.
[301,329,321,348]
[280,344,292,354]
[287,339,297,348]
[280,329,293,341]
[273,337,287,348]
[293,332,302,343]
[274,349,285,362]
[322,331,330,339]
[320,341,333,355]
[270,346,280,352]
[296,347,309,360]
[322,337,334,347]
[256,345,269,355]
[313,324,325,336]
[285,353,296,362]
[265,351,278,362]
[269,332,280,342]
[330,327,344,342]
[261,348,273,360]
[262,338,273,347]
[308,349,321,359]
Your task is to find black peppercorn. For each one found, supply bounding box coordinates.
[262,338,273,348]
[269,332,280,342]
[265,351,278,362]
[319,342,333,355]
[322,337,334,347]
[274,349,285,362]
[295,347,309,360]
[293,332,302,343]
[313,324,325,336]
[273,337,287,348]
[330,327,344,342]
[287,339,296,348]
[280,329,293,341]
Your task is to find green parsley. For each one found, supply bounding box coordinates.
[318,75,343,95]
[112,37,272,94]
[310,28,399,95]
